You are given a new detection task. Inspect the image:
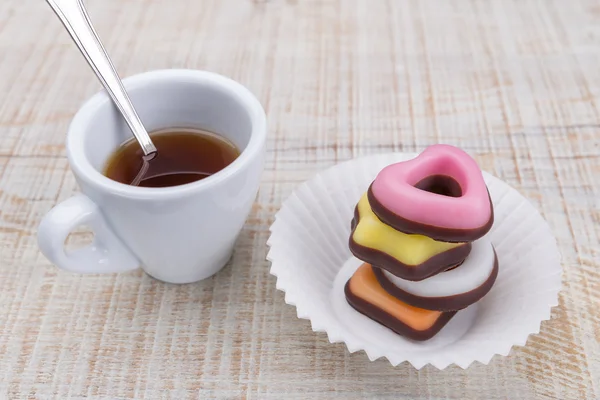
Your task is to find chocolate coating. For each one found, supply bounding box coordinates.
[367,183,494,242]
[349,206,472,281]
[344,280,457,341]
[373,248,499,311]
[414,175,462,197]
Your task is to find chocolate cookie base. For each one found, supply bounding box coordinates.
[344,280,457,341]
[367,183,495,243]
[373,249,499,311]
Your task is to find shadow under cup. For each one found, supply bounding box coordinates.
[63,70,266,284]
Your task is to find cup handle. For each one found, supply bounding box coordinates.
[37,194,139,274]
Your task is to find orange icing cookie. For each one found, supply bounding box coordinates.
[345,263,457,340]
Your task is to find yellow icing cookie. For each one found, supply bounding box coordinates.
[352,193,464,266]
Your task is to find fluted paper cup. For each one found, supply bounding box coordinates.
[267,153,562,370]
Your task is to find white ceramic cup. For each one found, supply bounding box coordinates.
[37,69,266,284]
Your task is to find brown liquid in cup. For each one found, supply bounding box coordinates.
[103,128,240,188]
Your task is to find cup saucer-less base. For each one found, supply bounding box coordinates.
[331,257,478,351]
[144,246,234,284]
[267,152,562,370]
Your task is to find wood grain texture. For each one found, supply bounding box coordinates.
[0,0,599,398]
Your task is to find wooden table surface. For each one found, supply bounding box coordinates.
[1,0,599,399]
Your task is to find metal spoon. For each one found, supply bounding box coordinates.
[46,0,157,186]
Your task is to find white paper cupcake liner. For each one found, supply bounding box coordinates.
[267,153,562,370]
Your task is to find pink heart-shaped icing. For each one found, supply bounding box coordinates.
[369,144,493,241]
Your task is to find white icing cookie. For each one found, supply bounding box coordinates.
[383,239,496,297]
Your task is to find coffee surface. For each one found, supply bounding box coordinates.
[103,128,240,188]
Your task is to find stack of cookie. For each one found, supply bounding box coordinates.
[345,145,498,341]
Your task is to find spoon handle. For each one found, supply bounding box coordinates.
[46,0,157,155]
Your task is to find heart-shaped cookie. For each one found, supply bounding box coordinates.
[368,144,494,242]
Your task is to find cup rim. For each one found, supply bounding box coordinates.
[66,69,266,199]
